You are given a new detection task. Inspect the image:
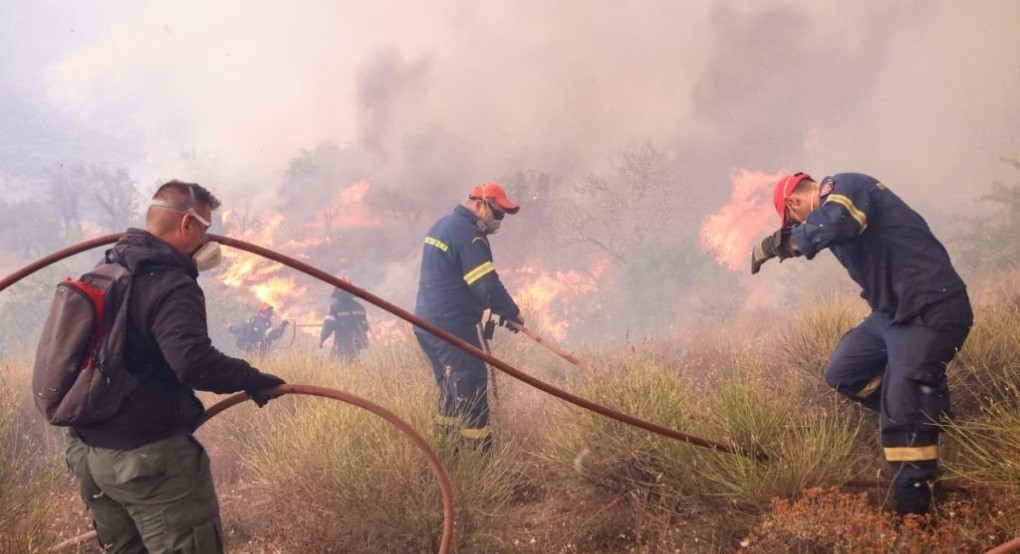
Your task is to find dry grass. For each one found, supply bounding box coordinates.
[777,294,867,379]
[239,347,523,553]
[0,379,62,554]
[746,487,1016,553]
[5,277,1020,553]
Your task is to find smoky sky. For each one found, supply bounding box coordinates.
[1,1,1016,208]
[0,0,1018,339]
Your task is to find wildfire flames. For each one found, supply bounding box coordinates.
[211,178,610,345]
[507,257,609,341]
[699,169,783,271]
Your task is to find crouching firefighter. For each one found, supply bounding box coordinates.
[413,182,524,451]
[751,172,972,517]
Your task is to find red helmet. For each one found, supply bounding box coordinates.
[772,172,812,227]
[257,303,274,314]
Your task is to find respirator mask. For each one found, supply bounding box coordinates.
[192,240,222,272]
[478,201,504,235]
[150,185,222,272]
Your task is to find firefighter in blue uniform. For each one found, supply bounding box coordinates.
[229,303,290,356]
[320,285,370,361]
[414,182,524,451]
[751,172,972,517]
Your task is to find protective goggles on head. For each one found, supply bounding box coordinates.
[150,185,211,228]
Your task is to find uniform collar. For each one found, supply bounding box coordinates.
[454,204,480,223]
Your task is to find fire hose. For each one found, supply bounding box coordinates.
[5,236,1020,554]
[46,384,454,554]
[0,233,749,458]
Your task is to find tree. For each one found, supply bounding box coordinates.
[958,157,1020,270]
[89,167,140,232]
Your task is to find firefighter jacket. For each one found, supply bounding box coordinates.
[320,291,369,353]
[415,205,520,332]
[790,172,968,324]
[229,315,288,354]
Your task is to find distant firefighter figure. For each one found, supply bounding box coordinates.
[229,303,290,355]
[320,287,370,361]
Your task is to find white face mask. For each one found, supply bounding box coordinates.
[484,218,501,234]
[475,201,502,235]
[193,241,222,272]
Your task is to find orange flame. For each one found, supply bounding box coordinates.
[699,169,784,272]
[506,257,609,341]
[213,181,390,341]
[309,180,383,230]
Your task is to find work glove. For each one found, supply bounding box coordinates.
[247,373,286,408]
[499,314,523,333]
[750,227,794,275]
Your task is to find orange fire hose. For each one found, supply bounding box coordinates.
[506,320,597,372]
[985,538,1020,554]
[47,385,455,553]
[9,235,1015,553]
[0,235,755,460]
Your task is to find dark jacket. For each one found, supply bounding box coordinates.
[791,173,969,324]
[414,205,520,332]
[320,290,369,354]
[73,229,282,449]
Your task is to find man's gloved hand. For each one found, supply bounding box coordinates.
[499,314,523,333]
[750,228,794,275]
[280,320,290,328]
[247,373,286,408]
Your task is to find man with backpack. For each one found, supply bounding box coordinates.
[57,181,286,553]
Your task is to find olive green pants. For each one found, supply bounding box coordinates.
[65,433,223,554]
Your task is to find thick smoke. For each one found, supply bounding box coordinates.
[1,0,1018,344]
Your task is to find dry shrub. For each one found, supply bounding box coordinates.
[697,358,865,510]
[239,347,521,553]
[947,298,1020,417]
[538,359,707,498]
[777,294,866,378]
[0,380,61,553]
[746,487,1014,554]
[943,401,1020,494]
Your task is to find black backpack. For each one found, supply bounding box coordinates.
[32,260,137,427]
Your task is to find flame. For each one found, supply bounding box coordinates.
[699,168,784,271]
[507,257,609,341]
[213,181,389,341]
[309,180,383,230]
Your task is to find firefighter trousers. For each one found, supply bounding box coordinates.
[414,326,491,449]
[823,292,972,515]
[65,433,223,553]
